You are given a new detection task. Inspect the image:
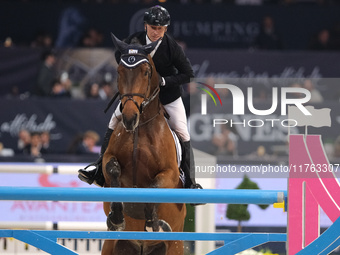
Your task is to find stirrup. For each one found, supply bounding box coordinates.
[78,165,97,185]
[78,161,104,187]
[78,167,96,185]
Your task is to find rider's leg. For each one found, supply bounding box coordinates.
[163,97,202,189]
[78,128,113,187]
[78,103,121,187]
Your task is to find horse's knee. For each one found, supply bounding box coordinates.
[106,157,121,179]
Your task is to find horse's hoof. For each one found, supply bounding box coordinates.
[107,214,125,231]
[107,219,125,231]
[144,219,159,232]
[144,220,172,232]
[115,220,126,231]
[158,220,172,232]
[145,226,153,232]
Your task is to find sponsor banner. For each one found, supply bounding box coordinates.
[0,170,106,222]
[0,99,113,154]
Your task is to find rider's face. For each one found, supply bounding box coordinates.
[145,24,167,42]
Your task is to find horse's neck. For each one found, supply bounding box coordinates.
[140,60,161,124]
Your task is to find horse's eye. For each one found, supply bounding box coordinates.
[144,71,148,76]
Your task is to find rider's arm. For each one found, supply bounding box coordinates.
[161,37,194,87]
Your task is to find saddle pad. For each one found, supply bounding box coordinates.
[169,129,185,187]
[169,129,182,168]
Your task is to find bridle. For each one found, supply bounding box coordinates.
[119,53,160,115]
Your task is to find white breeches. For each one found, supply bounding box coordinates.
[108,102,122,130]
[108,97,190,142]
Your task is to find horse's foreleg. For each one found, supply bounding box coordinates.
[144,170,177,233]
[144,203,159,232]
[144,202,172,233]
[105,157,125,231]
[106,157,121,187]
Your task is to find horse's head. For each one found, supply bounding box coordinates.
[111,33,160,132]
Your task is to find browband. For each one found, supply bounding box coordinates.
[120,53,149,69]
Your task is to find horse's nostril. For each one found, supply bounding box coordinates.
[122,113,139,131]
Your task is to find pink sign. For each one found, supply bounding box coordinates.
[288,135,340,254]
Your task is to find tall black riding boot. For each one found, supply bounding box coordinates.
[78,128,113,187]
[182,141,203,190]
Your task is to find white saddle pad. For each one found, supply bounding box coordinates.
[169,129,185,186]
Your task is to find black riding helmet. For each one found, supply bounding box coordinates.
[144,5,170,27]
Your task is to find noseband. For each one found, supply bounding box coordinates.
[119,53,160,114]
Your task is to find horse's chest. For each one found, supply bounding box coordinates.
[123,203,147,219]
[113,136,160,167]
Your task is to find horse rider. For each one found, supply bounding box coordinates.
[78,5,203,190]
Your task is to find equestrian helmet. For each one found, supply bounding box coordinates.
[144,6,170,27]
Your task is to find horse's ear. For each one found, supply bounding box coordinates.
[111,33,128,52]
[143,38,161,55]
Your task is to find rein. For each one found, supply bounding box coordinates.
[132,127,139,188]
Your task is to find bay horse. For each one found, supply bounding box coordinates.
[101,33,186,255]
